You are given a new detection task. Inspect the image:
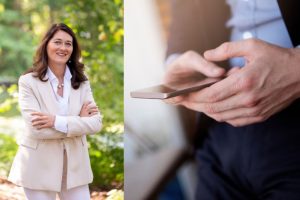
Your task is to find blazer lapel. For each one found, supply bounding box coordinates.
[68,85,81,116]
[37,75,59,114]
[37,75,82,116]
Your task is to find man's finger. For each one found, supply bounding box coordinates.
[164,96,184,105]
[226,67,241,76]
[227,116,263,127]
[186,74,241,103]
[190,55,226,77]
[210,106,262,122]
[204,40,255,62]
[199,93,247,114]
[168,51,226,78]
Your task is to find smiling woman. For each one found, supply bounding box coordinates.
[47,31,73,79]
[7,23,102,200]
[28,23,87,90]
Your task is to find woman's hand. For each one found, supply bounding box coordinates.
[80,101,99,117]
[31,112,55,130]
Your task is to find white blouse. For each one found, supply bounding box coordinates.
[225,0,293,67]
[46,66,72,133]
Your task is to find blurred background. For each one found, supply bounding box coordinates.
[0,0,123,199]
[125,0,197,199]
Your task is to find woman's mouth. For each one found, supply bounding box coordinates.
[56,52,67,57]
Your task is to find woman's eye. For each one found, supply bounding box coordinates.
[54,41,62,45]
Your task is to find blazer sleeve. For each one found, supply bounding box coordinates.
[66,81,102,137]
[19,75,67,139]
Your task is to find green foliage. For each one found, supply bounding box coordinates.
[58,0,124,125]
[0,85,19,117]
[89,132,123,189]
[0,0,123,189]
[0,134,18,177]
[0,1,35,80]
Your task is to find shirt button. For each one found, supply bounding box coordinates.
[243,31,253,39]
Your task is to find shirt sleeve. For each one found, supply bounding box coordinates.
[54,115,68,133]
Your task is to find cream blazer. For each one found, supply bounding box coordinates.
[8,72,102,192]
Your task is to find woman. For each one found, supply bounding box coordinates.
[8,23,102,200]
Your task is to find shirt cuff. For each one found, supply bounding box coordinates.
[54,115,68,133]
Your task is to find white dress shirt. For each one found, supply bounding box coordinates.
[225,0,294,67]
[167,0,295,67]
[46,66,72,133]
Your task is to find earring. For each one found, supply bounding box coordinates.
[68,60,71,63]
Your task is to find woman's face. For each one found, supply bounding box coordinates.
[46,30,73,67]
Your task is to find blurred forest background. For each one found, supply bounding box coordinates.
[0,0,123,199]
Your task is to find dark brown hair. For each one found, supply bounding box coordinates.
[26,23,87,89]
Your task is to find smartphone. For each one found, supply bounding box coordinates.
[130,77,221,99]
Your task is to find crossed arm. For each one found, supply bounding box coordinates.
[19,77,102,139]
[31,101,99,130]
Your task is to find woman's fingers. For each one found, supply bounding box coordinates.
[37,123,51,129]
[86,104,99,114]
[81,101,92,111]
[31,112,44,117]
[88,108,99,114]
[31,114,51,128]
[89,112,99,116]
[80,102,100,117]
[32,119,47,126]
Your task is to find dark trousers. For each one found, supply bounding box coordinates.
[196,99,300,200]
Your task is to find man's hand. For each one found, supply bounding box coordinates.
[163,50,226,104]
[80,101,99,117]
[167,39,300,127]
[31,112,55,130]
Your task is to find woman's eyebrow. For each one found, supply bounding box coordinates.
[52,38,72,42]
